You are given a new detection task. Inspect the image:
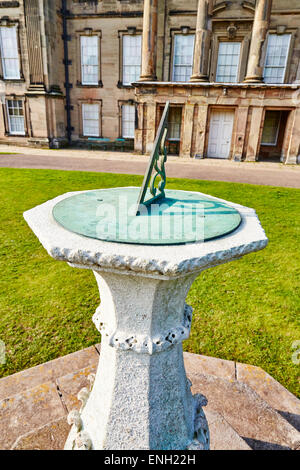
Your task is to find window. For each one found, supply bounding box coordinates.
[263,34,291,84]
[172,34,195,82]
[216,42,241,83]
[0,26,20,79]
[80,35,99,85]
[122,35,141,85]
[6,99,25,135]
[261,111,281,146]
[168,107,182,140]
[82,103,100,136]
[122,104,135,138]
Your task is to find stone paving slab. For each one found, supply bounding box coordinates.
[0,381,66,450]
[11,410,252,451]
[184,352,236,381]
[205,410,251,450]
[236,362,300,432]
[189,373,300,450]
[56,364,97,412]
[1,346,300,450]
[0,346,99,401]
[12,417,70,451]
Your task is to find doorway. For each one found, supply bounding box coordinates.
[259,110,289,162]
[207,109,235,159]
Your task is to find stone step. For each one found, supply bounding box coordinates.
[12,417,70,451]
[11,409,252,451]
[1,347,299,450]
[0,345,100,402]
[184,352,300,435]
[0,363,98,450]
[205,410,252,450]
[0,381,66,450]
[189,372,300,450]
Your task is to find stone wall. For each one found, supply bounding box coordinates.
[0,0,299,160]
[135,82,300,163]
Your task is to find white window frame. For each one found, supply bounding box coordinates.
[80,35,99,86]
[0,25,20,80]
[215,41,241,83]
[172,34,195,82]
[6,99,25,135]
[121,104,135,139]
[261,111,282,146]
[82,103,100,137]
[263,34,291,84]
[122,34,141,86]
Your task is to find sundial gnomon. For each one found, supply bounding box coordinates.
[52,102,242,245]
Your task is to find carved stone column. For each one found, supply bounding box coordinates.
[24,0,45,87]
[244,0,273,83]
[139,0,158,81]
[66,271,210,450]
[190,0,213,82]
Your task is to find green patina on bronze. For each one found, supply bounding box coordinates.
[136,102,169,214]
[52,187,242,245]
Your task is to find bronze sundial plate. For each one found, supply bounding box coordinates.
[52,187,242,245]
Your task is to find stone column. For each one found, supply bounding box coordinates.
[139,0,158,81]
[244,0,272,83]
[24,0,45,86]
[190,0,213,82]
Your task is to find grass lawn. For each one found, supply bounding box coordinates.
[0,167,299,398]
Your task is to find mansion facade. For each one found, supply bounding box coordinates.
[0,0,300,163]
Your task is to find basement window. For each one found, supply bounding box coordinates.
[261,111,281,146]
[6,99,25,135]
[122,104,135,138]
[82,103,100,137]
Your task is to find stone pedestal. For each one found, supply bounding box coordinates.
[23,189,268,450]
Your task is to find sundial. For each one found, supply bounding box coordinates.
[52,102,241,245]
[24,102,268,451]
